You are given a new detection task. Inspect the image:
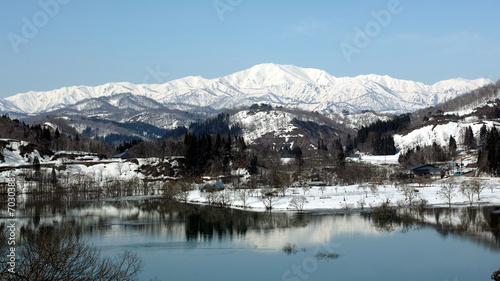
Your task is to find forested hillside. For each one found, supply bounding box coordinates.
[0,115,111,156]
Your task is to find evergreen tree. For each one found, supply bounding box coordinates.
[51,167,58,188]
[293,147,304,173]
[486,127,500,176]
[248,154,258,175]
[448,136,457,157]
[345,133,354,155]
[54,128,60,150]
[464,126,476,150]
[479,124,489,148]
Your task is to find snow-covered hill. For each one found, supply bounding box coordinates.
[230,108,341,149]
[394,119,500,153]
[4,63,491,115]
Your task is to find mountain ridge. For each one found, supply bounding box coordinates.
[1,63,492,114]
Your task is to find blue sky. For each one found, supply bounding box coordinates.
[1,0,499,98]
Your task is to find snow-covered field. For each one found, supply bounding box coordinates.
[186,176,500,212]
[350,154,400,165]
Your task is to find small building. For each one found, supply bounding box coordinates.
[306,181,326,187]
[402,164,444,179]
[200,183,225,192]
[112,150,135,160]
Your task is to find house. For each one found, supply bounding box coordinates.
[112,150,135,160]
[306,181,326,187]
[349,154,361,160]
[200,183,225,192]
[402,164,444,179]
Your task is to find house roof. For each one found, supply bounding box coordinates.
[407,164,433,171]
[404,164,443,175]
[306,181,326,186]
[200,183,224,190]
[112,151,135,159]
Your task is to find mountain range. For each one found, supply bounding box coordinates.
[0,63,492,115]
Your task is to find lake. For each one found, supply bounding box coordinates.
[6,197,500,281]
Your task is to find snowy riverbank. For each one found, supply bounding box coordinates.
[186,177,500,212]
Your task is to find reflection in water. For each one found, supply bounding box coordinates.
[3,195,500,280]
[3,194,500,251]
[368,204,500,250]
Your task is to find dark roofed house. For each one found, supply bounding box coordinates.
[112,150,135,160]
[402,164,444,179]
[200,183,225,192]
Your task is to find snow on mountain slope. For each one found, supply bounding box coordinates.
[4,63,492,114]
[229,108,341,150]
[330,111,392,129]
[0,139,45,167]
[394,119,500,152]
[230,110,298,144]
[0,98,22,113]
[444,83,500,116]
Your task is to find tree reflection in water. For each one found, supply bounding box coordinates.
[3,194,500,249]
[369,203,500,248]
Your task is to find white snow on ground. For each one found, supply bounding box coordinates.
[350,154,400,165]
[0,139,45,167]
[186,176,500,212]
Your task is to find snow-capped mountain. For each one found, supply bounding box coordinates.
[3,63,492,114]
[0,98,22,113]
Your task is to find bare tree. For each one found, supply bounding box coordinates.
[370,183,378,195]
[439,179,455,208]
[174,181,192,203]
[260,188,280,211]
[492,267,500,281]
[470,179,485,202]
[289,196,308,212]
[401,183,418,206]
[162,181,182,201]
[116,161,124,175]
[319,185,326,195]
[202,191,220,206]
[1,224,143,280]
[460,180,475,206]
[357,197,366,210]
[215,189,233,207]
[236,188,254,209]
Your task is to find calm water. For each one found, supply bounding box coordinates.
[5,197,500,281]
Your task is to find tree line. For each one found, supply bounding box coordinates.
[355,114,409,155]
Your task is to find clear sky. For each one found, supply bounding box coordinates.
[1,0,499,98]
